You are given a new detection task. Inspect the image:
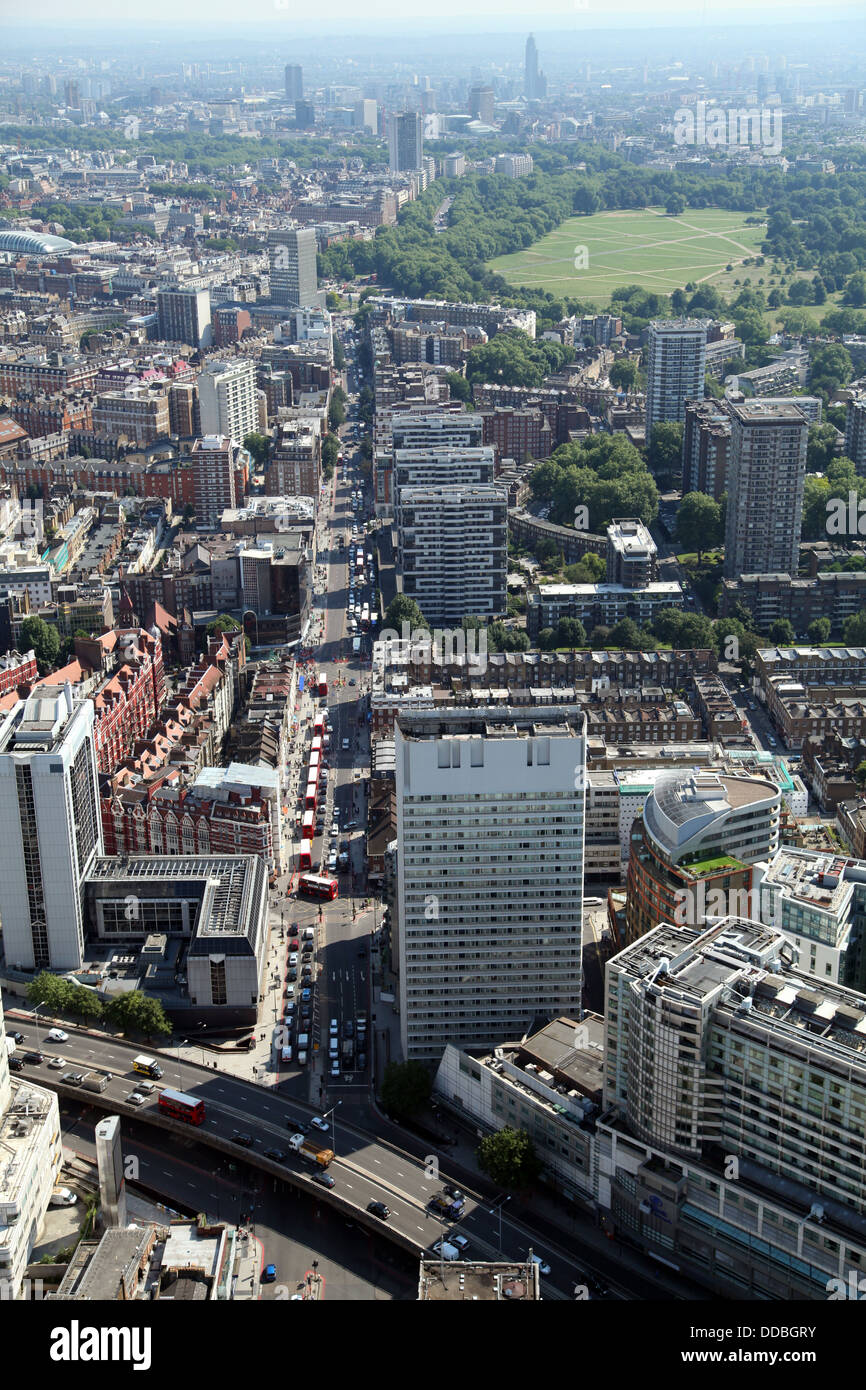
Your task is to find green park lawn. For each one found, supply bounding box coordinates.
[488,206,767,307]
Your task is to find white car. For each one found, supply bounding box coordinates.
[48,1056,65,1069]
[310,1116,329,1132]
[127,1091,145,1106]
[329,1018,339,1035]
[47,1028,68,1043]
[330,1059,341,1076]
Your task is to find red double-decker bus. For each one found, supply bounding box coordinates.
[298,874,339,901]
[158,1088,205,1125]
[318,672,328,698]
[299,839,313,872]
[313,714,325,737]
[308,748,320,773]
[311,735,322,757]
[302,808,315,839]
[304,781,318,810]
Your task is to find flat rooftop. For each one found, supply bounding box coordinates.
[418,1259,540,1301]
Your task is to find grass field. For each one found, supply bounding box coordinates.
[488,207,767,307]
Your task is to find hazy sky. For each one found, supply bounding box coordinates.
[7,0,865,29]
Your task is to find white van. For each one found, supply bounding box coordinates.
[50,1188,77,1208]
[281,1045,293,1064]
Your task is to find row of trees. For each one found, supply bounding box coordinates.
[27,971,172,1037]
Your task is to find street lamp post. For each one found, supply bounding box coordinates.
[322,1100,341,1157]
[32,1001,46,1052]
[489,1195,511,1252]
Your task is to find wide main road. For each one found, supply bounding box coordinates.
[7,1021,667,1300]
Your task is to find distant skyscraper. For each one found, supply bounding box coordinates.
[295,98,315,129]
[353,98,378,133]
[524,34,546,100]
[644,318,707,445]
[284,64,303,102]
[157,287,212,350]
[64,79,80,109]
[469,84,495,124]
[723,399,808,580]
[387,111,423,172]
[0,686,102,971]
[267,227,320,309]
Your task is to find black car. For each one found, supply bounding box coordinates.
[313,1171,336,1189]
[22,1051,44,1064]
[343,1021,354,1039]
[357,1052,367,1070]
[232,1132,254,1148]
[289,924,299,937]
[367,1200,390,1220]
[287,1117,310,1133]
[287,969,298,982]
[264,1148,286,1162]
[586,1274,609,1297]
[444,1183,464,1202]
[9,1056,24,1071]
[9,1030,24,1044]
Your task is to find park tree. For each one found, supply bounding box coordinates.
[843,610,866,645]
[647,422,684,487]
[21,615,60,675]
[383,595,430,633]
[768,619,796,645]
[104,991,171,1038]
[553,617,588,648]
[477,1126,542,1188]
[443,371,472,404]
[675,492,722,561]
[242,432,271,469]
[808,617,832,644]
[609,358,639,392]
[380,1060,432,1118]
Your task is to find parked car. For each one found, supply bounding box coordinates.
[50,1188,77,1208]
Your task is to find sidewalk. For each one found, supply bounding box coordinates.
[232,1229,262,1300]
